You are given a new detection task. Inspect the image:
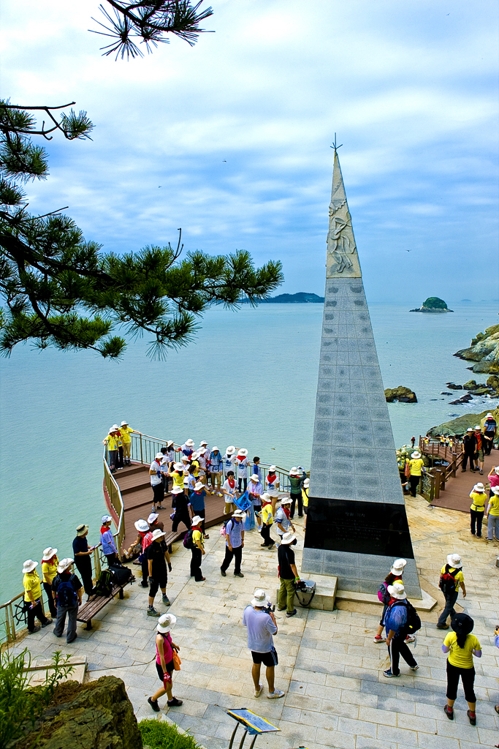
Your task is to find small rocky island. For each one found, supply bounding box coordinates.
[410,296,453,313]
[385,386,417,403]
[455,323,499,373]
[241,292,324,303]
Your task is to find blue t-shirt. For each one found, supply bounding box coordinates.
[242,606,277,653]
[190,489,206,512]
[226,519,243,548]
[384,600,408,637]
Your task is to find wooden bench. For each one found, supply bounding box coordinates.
[76,582,129,630]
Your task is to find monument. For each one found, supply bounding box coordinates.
[302,147,422,598]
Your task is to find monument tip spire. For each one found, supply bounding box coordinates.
[326,146,361,278]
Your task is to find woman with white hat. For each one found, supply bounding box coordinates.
[209,446,223,496]
[149,453,165,512]
[148,613,183,711]
[223,446,236,479]
[266,465,280,495]
[486,487,499,542]
[22,560,51,634]
[119,421,139,466]
[236,449,249,493]
[288,468,303,520]
[437,554,466,629]
[408,451,424,497]
[100,515,119,567]
[41,548,59,618]
[124,519,153,587]
[487,464,499,498]
[373,559,409,644]
[469,483,487,538]
[383,582,419,677]
[483,412,496,455]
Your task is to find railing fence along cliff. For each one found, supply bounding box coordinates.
[417,437,464,502]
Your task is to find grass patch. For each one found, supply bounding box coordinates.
[139,719,202,749]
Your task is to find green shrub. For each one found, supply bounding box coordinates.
[139,719,202,749]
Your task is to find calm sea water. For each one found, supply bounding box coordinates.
[0,302,497,602]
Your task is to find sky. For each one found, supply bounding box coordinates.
[1,0,498,304]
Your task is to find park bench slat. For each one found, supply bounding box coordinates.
[77,582,128,629]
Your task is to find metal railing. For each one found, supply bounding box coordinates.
[102,456,126,554]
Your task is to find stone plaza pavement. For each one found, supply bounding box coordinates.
[16,496,499,749]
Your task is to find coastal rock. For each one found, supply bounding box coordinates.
[446,383,463,390]
[385,386,417,403]
[16,676,142,749]
[449,393,473,405]
[487,375,499,393]
[455,324,499,373]
[427,407,499,437]
[410,296,453,313]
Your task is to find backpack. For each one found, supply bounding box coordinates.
[183,529,195,549]
[56,576,78,608]
[392,599,421,635]
[377,581,390,605]
[439,565,460,596]
[92,568,113,597]
[220,519,234,537]
[109,565,133,586]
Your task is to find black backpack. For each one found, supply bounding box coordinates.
[92,568,113,597]
[56,575,78,608]
[392,599,421,635]
[109,565,133,586]
[439,565,460,596]
[183,529,195,549]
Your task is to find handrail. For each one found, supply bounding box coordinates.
[102,454,126,553]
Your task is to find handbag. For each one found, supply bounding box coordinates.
[172,650,181,671]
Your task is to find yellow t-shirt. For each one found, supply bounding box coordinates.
[104,434,119,451]
[41,558,58,585]
[23,571,42,602]
[192,529,203,549]
[488,495,499,517]
[191,460,200,478]
[302,488,309,508]
[261,505,273,525]
[469,491,486,512]
[120,426,134,444]
[440,565,464,591]
[409,458,424,476]
[171,472,184,488]
[444,632,481,669]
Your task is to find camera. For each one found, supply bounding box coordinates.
[265,602,275,614]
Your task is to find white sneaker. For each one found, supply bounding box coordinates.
[254,684,263,698]
[405,635,415,644]
[267,689,285,699]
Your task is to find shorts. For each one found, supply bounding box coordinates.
[303,506,308,515]
[156,661,174,682]
[476,449,484,461]
[251,647,278,667]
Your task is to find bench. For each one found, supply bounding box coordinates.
[76,582,130,630]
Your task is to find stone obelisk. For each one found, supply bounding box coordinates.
[302,148,421,598]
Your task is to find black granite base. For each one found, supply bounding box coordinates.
[304,496,415,559]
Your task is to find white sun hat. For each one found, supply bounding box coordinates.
[473,483,485,492]
[112,424,119,431]
[260,493,271,503]
[280,496,292,505]
[135,519,150,533]
[147,513,159,524]
[212,446,219,451]
[303,478,310,488]
[269,465,277,471]
[101,515,112,524]
[390,558,407,576]
[387,582,406,600]
[411,451,421,459]
[171,485,184,494]
[191,515,203,526]
[185,439,194,447]
[157,613,177,633]
[151,529,166,541]
[22,560,38,574]
[474,425,481,430]
[199,440,208,446]
[173,462,183,470]
[251,589,271,608]
[289,467,299,475]
[232,509,247,519]
[57,558,74,574]
[486,413,494,418]
[250,474,260,482]
[281,531,297,544]
[194,481,205,491]
[42,547,58,562]
[120,420,128,426]
[166,440,174,447]
[226,446,236,455]
[447,553,462,567]
[237,448,248,457]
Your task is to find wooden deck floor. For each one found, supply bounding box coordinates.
[113,464,226,551]
[430,449,497,512]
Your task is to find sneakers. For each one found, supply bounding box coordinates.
[148,697,160,712]
[41,619,52,627]
[147,607,160,617]
[373,635,385,643]
[410,665,419,671]
[267,689,285,699]
[234,572,245,578]
[220,569,227,577]
[467,709,476,725]
[28,626,41,635]
[254,684,263,698]
[444,705,454,720]
[162,595,170,606]
[286,609,297,618]
[436,623,449,629]
[167,697,183,707]
[141,581,149,588]
[405,635,415,644]
[383,669,400,678]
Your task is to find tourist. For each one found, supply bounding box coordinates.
[73,525,97,598]
[469,482,487,538]
[410,436,416,448]
[373,559,415,644]
[288,467,303,519]
[396,450,409,494]
[147,613,183,711]
[149,452,165,511]
[462,428,476,472]
[473,426,484,475]
[483,412,497,455]
[22,560,51,634]
[195,447,208,486]
[52,558,83,644]
[277,532,299,618]
[260,493,275,548]
[181,438,195,458]
[242,589,284,699]
[170,462,185,491]
[236,448,249,493]
[383,582,419,677]
[223,446,236,478]
[119,420,138,466]
[248,474,263,530]
[437,553,466,630]
[164,440,176,467]
[442,613,481,725]
[190,516,205,582]
[148,511,164,534]
[100,515,119,567]
[41,547,59,618]
[171,485,191,532]
[275,497,295,542]
[198,440,209,484]
[252,456,261,480]
[190,481,209,538]
[222,470,237,515]
[159,449,171,494]
[128,519,153,587]
[187,464,197,493]
[302,478,309,529]
[102,426,120,472]
[487,464,499,498]
[146,528,172,616]
[209,446,223,495]
[266,465,280,495]
[220,509,246,578]
[486,487,499,542]
[408,451,424,496]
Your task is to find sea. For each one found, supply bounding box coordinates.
[0,301,497,603]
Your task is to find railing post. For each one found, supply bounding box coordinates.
[139,433,143,465]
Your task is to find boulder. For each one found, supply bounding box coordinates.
[385,386,417,403]
[446,383,463,390]
[449,394,473,405]
[455,324,499,373]
[427,407,499,438]
[462,379,477,390]
[487,375,499,393]
[16,676,142,749]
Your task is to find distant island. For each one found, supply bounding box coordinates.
[410,296,453,313]
[242,292,325,304]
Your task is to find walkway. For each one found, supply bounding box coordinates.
[430,451,497,513]
[12,497,499,749]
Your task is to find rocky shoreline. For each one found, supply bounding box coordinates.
[454,323,499,374]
